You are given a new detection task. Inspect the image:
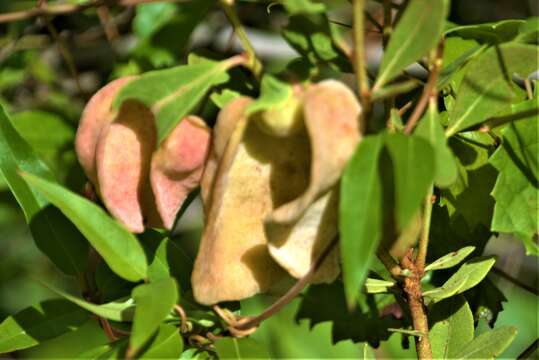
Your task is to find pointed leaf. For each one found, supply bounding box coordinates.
[46,285,135,321]
[129,277,179,355]
[424,256,496,304]
[0,105,88,275]
[113,59,235,142]
[425,246,476,271]
[453,326,517,359]
[22,173,148,282]
[0,299,89,353]
[429,296,474,359]
[374,0,448,89]
[340,135,384,304]
[365,278,396,294]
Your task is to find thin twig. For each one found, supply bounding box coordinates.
[219,0,262,79]
[415,185,434,273]
[364,11,383,32]
[96,5,119,43]
[492,267,538,295]
[404,41,444,135]
[479,108,538,133]
[0,0,190,24]
[174,304,189,333]
[524,78,533,100]
[382,0,392,48]
[377,248,403,277]
[215,237,339,334]
[353,0,371,134]
[517,338,539,359]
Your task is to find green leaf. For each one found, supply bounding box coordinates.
[340,135,384,305]
[141,230,194,290]
[22,173,148,282]
[113,59,234,142]
[423,256,496,304]
[46,285,135,322]
[371,79,422,101]
[374,0,448,89]
[429,296,474,359]
[282,13,351,72]
[446,43,539,136]
[453,326,517,359]
[515,17,539,44]
[445,20,525,44]
[364,278,395,294]
[281,0,326,15]
[489,99,538,254]
[425,246,476,271]
[384,133,436,230]
[140,324,183,359]
[0,299,89,353]
[0,105,88,275]
[246,74,291,115]
[214,338,271,359]
[129,277,179,355]
[415,106,458,187]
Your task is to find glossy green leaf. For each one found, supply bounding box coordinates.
[129,277,179,355]
[46,285,135,322]
[515,17,539,44]
[415,105,458,187]
[446,43,538,136]
[214,338,271,359]
[0,105,88,275]
[489,99,538,255]
[340,135,384,305]
[453,326,517,359]
[140,324,183,359]
[384,133,435,230]
[424,256,496,304]
[113,59,234,142]
[374,0,448,89]
[425,246,475,271]
[445,20,525,44]
[22,173,148,282]
[429,296,474,359]
[0,299,89,353]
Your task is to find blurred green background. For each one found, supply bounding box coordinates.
[0,0,537,358]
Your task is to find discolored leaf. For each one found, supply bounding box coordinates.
[129,277,179,355]
[96,100,157,233]
[423,256,496,304]
[453,326,517,359]
[150,116,210,230]
[374,0,448,89]
[429,295,474,359]
[425,246,475,271]
[75,77,134,185]
[446,43,538,136]
[364,278,396,294]
[22,173,148,282]
[0,105,88,276]
[0,299,89,353]
[340,135,384,304]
